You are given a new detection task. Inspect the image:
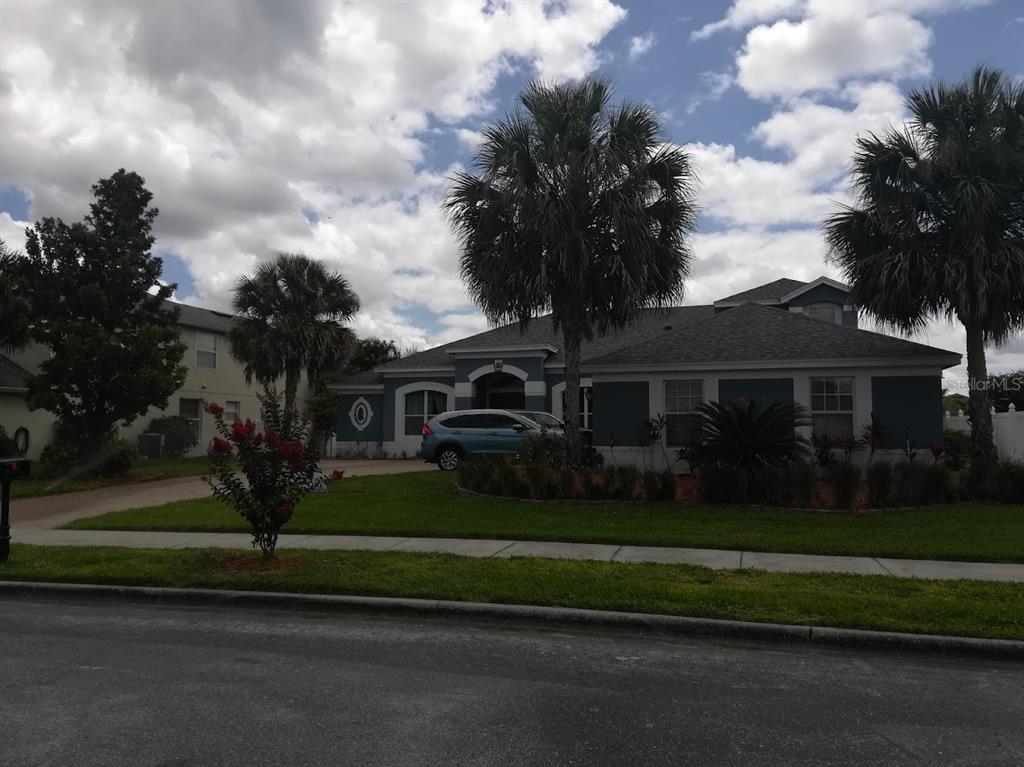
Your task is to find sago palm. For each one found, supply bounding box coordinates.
[444,79,698,460]
[696,400,811,474]
[824,66,1024,472]
[229,253,359,428]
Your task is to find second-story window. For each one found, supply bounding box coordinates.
[805,303,843,324]
[196,332,217,369]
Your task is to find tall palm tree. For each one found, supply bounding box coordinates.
[229,253,359,428]
[444,79,698,460]
[0,239,31,355]
[824,66,1024,473]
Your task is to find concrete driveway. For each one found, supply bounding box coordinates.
[11,459,432,530]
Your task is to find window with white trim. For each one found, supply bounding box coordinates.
[196,332,217,369]
[224,401,240,423]
[404,390,448,436]
[665,380,704,446]
[560,386,593,428]
[810,377,854,439]
[179,398,202,442]
[805,303,842,324]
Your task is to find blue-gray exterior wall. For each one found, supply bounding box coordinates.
[335,393,383,443]
[871,376,943,449]
[453,356,546,382]
[718,378,794,406]
[590,381,649,446]
[381,375,455,442]
[786,284,857,328]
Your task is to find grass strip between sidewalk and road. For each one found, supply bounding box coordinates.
[3,544,1023,641]
[64,472,1024,563]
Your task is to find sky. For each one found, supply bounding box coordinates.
[1,0,1022,390]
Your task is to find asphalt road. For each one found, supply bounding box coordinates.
[2,597,1022,767]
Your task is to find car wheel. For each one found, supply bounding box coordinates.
[437,448,461,471]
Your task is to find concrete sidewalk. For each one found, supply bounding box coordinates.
[11,459,432,530]
[13,529,1024,583]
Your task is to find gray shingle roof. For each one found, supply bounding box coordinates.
[166,300,234,334]
[587,303,960,367]
[0,354,31,391]
[713,278,808,305]
[362,305,715,377]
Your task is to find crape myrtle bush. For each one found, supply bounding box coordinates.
[205,389,325,555]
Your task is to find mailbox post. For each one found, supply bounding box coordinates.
[1,458,31,563]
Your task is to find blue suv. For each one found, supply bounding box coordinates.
[421,409,549,471]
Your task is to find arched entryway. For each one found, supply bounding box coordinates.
[473,372,525,409]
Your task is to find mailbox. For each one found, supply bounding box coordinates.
[1,459,31,481]
[2,458,30,562]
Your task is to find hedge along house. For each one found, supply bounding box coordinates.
[329,277,961,467]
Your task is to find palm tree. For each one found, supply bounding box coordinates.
[824,66,1024,474]
[444,79,698,460]
[229,253,359,429]
[0,239,31,355]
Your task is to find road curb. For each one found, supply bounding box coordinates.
[2,580,1022,660]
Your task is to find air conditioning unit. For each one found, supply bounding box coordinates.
[137,432,164,459]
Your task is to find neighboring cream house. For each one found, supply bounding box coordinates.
[0,301,309,459]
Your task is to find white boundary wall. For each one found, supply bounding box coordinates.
[945,405,1024,462]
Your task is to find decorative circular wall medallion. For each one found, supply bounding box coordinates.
[349,397,373,432]
[13,427,30,457]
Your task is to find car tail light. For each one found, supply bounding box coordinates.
[422,421,433,437]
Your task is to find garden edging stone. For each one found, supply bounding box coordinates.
[2,580,1022,660]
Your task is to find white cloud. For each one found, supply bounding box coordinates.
[0,0,626,351]
[0,212,30,252]
[691,0,801,40]
[628,33,655,62]
[736,2,932,99]
[454,128,484,150]
[686,70,735,114]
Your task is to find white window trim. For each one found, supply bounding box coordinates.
[805,302,843,325]
[393,381,454,453]
[809,376,855,437]
[664,379,704,447]
[224,400,241,423]
[195,332,218,370]
[551,378,593,428]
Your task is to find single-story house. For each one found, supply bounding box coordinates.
[0,301,310,460]
[329,276,961,467]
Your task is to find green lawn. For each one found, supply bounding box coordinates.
[3,544,1022,640]
[64,471,1024,563]
[11,456,214,499]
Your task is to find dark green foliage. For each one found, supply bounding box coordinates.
[658,470,677,501]
[942,429,971,471]
[824,67,1024,467]
[230,253,359,426]
[444,78,698,461]
[335,337,401,377]
[518,433,570,468]
[145,416,198,458]
[40,430,137,480]
[0,425,18,457]
[305,390,338,457]
[748,461,816,508]
[697,463,748,504]
[696,399,811,473]
[828,462,862,511]
[893,462,928,506]
[987,460,1024,503]
[20,170,188,454]
[0,239,31,354]
[865,461,895,508]
[922,463,958,505]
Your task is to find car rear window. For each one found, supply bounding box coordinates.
[441,414,488,428]
[486,413,522,429]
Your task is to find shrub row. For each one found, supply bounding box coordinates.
[458,456,676,502]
